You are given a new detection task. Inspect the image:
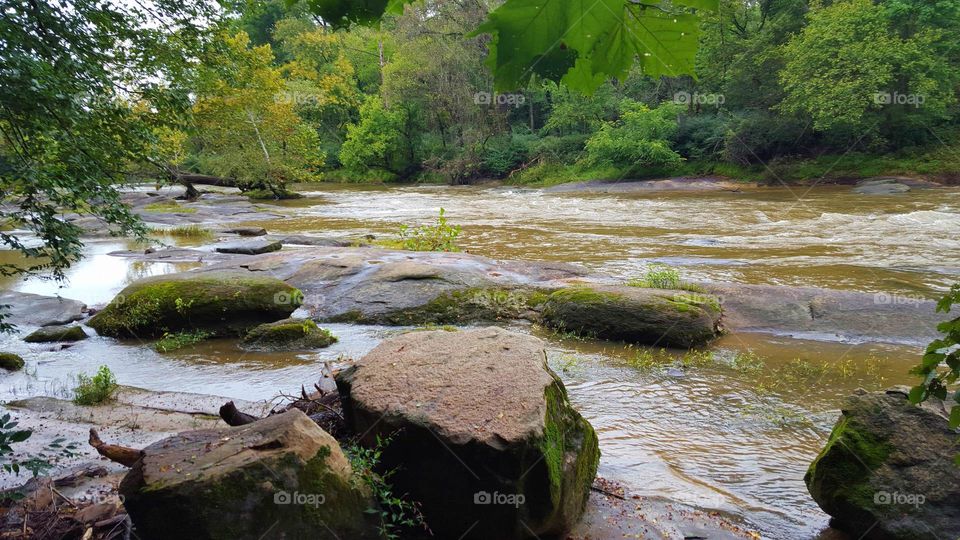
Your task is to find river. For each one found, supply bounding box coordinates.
[2,182,958,538]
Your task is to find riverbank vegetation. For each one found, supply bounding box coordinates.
[136,0,960,187]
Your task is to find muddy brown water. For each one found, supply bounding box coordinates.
[1,183,959,539]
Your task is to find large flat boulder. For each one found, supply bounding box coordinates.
[214,239,282,255]
[88,271,301,338]
[119,409,379,540]
[196,247,590,324]
[805,389,960,539]
[336,327,599,539]
[540,285,721,347]
[708,283,947,345]
[0,290,86,327]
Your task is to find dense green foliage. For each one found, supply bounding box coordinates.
[3,0,959,295]
[197,0,960,185]
[0,0,211,280]
[910,284,960,442]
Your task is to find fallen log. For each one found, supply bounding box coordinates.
[218,401,261,426]
[88,429,143,467]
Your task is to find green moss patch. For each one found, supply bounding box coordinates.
[89,272,301,338]
[24,325,88,343]
[242,318,337,350]
[0,352,25,371]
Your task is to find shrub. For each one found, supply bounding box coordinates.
[584,101,683,170]
[73,365,118,405]
[155,330,212,353]
[396,208,461,252]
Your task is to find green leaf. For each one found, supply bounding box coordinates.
[908,384,927,404]
[473,0,703,91]
[299,0,393,28]
[9,430,32,443]
[950,406,960,429]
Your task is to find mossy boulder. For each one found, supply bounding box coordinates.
[805,388,960,539]
[540,285,721,347]
[242,318,337,350]
[88,271,301,338]
[337,327,599,539]
[336,286,552,325]
[23,325,88,343]
[119,409,379,540]
[0,352,24,371]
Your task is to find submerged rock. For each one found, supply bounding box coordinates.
[23,325,88,343]
[0,352,24,371]
[805,389,960,539]
[222,226,267,237]
[853,178,912,195]
[337,327,600,539]
[214,239,282,255]
[241,318,337,350]
[88,271,301,338]
[540,286,721,347]
[119,409,379,540]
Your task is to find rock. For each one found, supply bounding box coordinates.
[853,178,912,194]
[337,327,600,539]
[540,286,721,347]
[222,226,267,237]
[214,239,282,255]
[243,188,303,200]
[805,390,960,540]
[0,291,86,327]
[0,352,24,371]
[241,318,337,350]
[23,325,88,343]
[277,234,354,247]
[707,283,947,345]
[88,271,301,338]
[119,409,379,540]
[197,247,591,325]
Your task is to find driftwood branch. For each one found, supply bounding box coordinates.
[218,401,261,426]
[88,429,143,467]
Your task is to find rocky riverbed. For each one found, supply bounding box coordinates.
[2,183,958,539]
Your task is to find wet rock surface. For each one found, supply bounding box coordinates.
[0,290,87,327]
[0,352,24,371]
[23,325,88,343]
[336,327,600,539]
[805,389,960,540]
[708,282,946,345]
[214,239,282,255]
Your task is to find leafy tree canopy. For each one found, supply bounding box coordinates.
[298,0,718,92]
